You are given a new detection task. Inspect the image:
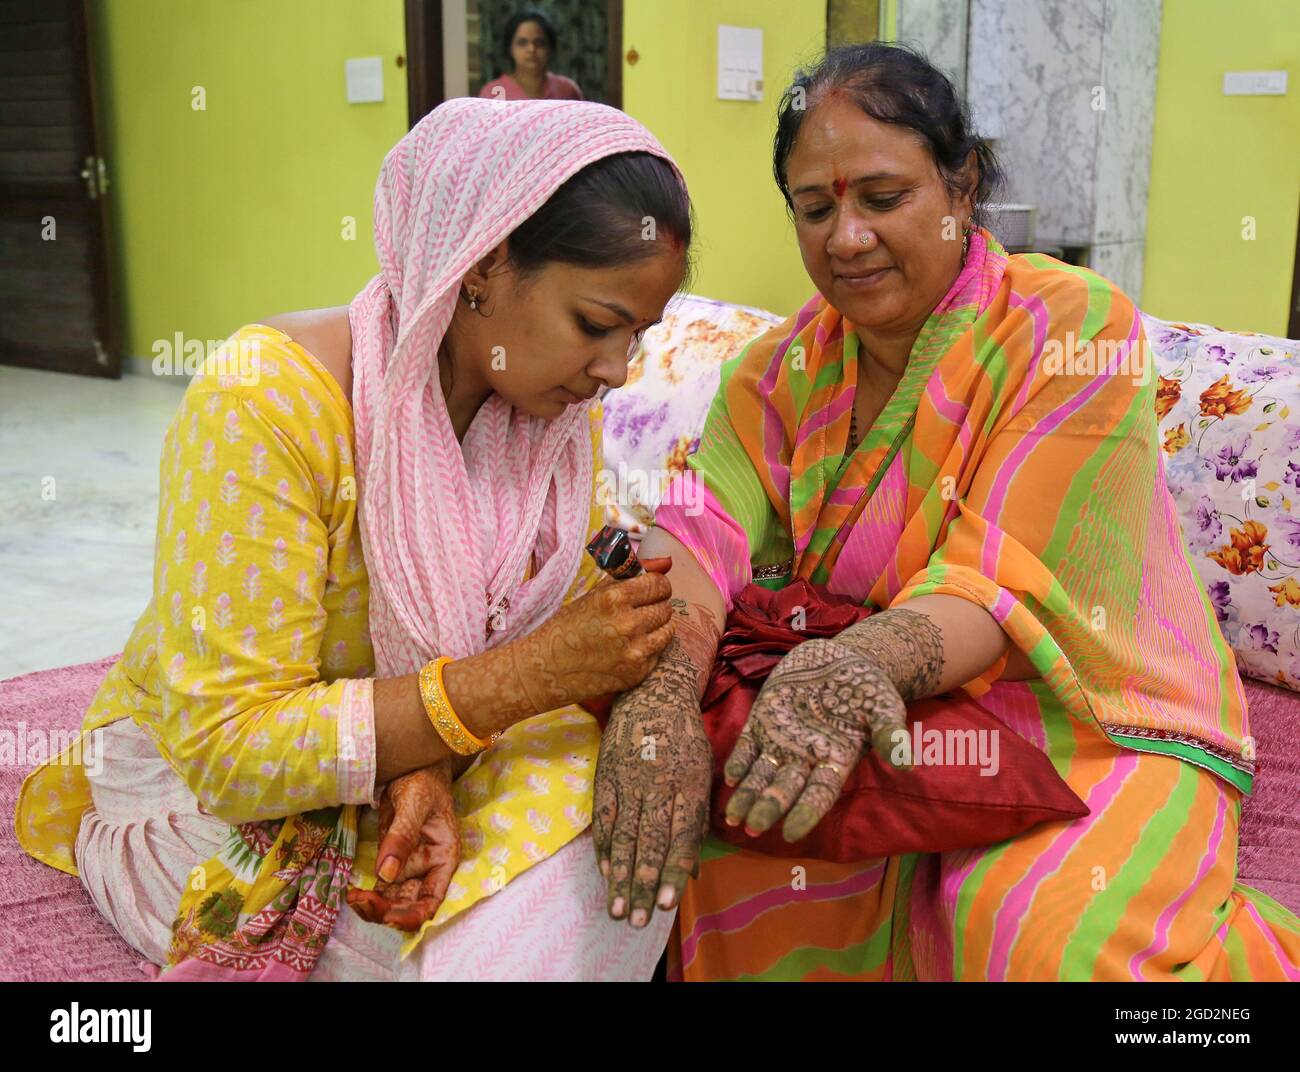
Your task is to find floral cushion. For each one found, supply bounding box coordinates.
[1145,312,1300,691]
[597,293,782,537]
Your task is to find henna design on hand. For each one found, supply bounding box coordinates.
[442,568,677,739]
[592,637,713,928]
[347,760,460,931]
[835,606,946,702]
[665,597,721,698]
[722,638,908,843]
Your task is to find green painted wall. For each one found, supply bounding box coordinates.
[621,0,827,317]
[95,0,408,360]
[96,0,1298,360]
[1142,0,1299,335]
[99,0,833,349]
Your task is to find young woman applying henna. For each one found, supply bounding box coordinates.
[18,99,697,981]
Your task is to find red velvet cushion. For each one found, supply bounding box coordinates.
[583,580,1088,862]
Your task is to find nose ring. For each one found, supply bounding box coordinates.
[858,231,873,246]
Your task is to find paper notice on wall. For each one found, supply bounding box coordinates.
[345,57,384,104]
[717,25,763,102]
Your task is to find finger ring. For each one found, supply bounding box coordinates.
[815,760,847,778]
[757,753,781,769]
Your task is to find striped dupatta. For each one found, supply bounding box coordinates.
[652,230,1293,982]
[662,227,1253,790]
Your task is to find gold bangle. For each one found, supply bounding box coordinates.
[418,656,493,756]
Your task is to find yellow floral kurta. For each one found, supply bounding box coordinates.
[15,324,608,945]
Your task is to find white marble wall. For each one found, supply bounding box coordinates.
[1089,238,1146,300]
[1094,0,1162,244]
[965,0,1161,301]
[970,0,1106,246]
[897,0,969,94]
[1090,0,1163,299]
[967,0,1005,139]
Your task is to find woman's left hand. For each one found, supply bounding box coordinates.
[723,638,908,842]
[346,761,461,932]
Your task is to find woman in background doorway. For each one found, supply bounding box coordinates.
[479,9,584,101]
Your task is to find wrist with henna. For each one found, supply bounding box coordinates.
[501,620,630,714]
[612,633,700,716]
[510,585,680,710]
[664,597,722,699]
[834,607,946,703]
[444,618,667,740]
[440,616,640,742]
[441,571,680,743]
[440,646,541,742]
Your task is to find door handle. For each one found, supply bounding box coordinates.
[79,155,109,199]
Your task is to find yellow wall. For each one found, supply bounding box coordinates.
[94,0,1296,360]
[622,0,827,316]
[881,0,898,43]
[99,0,832,349]
[95,0,407,359]
[1142,0,1299,335]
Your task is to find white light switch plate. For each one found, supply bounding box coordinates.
[718,25,763,101]
[1223,70,1288,96]
[346,57,384,103]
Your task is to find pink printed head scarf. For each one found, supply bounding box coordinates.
[349,98,683,676]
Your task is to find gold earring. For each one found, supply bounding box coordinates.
[464,287,492,318]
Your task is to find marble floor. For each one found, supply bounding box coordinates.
[0,365,187,679]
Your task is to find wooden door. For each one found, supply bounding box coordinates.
[405,0,444,128]
[0,0,119,377]
[1289,191,1300,340]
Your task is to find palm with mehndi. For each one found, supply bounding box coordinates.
[347,761,462,931]
[723,636,909,842]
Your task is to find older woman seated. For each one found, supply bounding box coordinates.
[593,43,1300,981]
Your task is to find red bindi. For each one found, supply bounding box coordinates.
[831,176,847,198]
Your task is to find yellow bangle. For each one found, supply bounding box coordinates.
[418,656,493,756]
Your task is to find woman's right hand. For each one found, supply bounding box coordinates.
[505,557,676,712]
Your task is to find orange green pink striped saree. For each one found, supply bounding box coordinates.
[652,229,1300,980]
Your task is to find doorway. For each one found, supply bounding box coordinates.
[405,0,624,126]
[0,0,119,378]
[1289,191,1300,339]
